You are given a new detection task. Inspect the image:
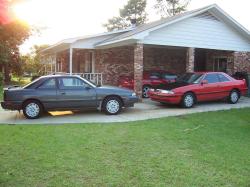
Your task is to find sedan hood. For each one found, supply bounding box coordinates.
[158,82,190,90]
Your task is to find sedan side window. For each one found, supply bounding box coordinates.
[38,78,56,89]
[218,74,230,82]
[59,77,87,89]
[203,74,220,84]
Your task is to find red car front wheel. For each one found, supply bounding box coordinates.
[181,93,195,108]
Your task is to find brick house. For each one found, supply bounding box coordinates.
[41,4,250,97]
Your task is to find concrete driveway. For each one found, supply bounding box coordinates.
[0,97,250,124]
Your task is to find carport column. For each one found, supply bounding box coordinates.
[69,47,73,75]
[186,47,195,72]
[134,43,144,99]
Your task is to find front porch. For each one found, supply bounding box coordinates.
[41,44,239,97]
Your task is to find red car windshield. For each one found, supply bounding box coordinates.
[177,73,203,84]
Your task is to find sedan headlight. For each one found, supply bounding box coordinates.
[131,92,137,96]
[159,89,175,94]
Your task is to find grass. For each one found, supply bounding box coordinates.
[11,76,31,86]
[0,109,250,187]
[0,76,31,101]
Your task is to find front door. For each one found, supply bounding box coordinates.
[57,77,97,109]
[198,73,222,101]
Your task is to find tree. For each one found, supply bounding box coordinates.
[103,0,147,31]
[0,20,31,83]
[21,44,49,76]
[154,0,190,17]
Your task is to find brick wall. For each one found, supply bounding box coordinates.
[134,43,144,97]
[234,52,250,73]
[143,47,186,74]
[95,46,134,85]
[94,46,187,86]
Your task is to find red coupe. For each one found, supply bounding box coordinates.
[118,70,177,98]
[148,72,248,108]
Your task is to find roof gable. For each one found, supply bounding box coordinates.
[97,4,250,48]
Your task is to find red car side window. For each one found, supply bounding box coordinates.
[203,74,220,84]
[218,74,230,82]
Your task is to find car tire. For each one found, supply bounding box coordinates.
[142,85,151,98]
[102,96,122,115]
[228,90,240,104]
[23,100,43,119]
[181,92,195,108]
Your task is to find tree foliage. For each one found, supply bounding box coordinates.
[0,20,31,82]
[154,0,190,17]
[103,0,147,31]
[21,44,49,76]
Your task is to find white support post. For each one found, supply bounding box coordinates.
[69,47,73,75]
[54,54,57,73]
[92,51,95,73]
[51,62,53,73]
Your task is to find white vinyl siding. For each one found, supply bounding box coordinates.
[142,15,250,51]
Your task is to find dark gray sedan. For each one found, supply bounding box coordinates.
[1,75,139,119]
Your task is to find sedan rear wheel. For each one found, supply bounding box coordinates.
[228,90,240,104]
[182,93,195,108]
[23,100,43,119]
[103,97,122,115]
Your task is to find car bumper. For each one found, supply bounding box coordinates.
[149,93,181,104]
[123,96,139,107]
[1,101,22,110]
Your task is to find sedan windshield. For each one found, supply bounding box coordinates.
[177,73,203,84]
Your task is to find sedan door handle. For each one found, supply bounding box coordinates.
[60,92,66,95]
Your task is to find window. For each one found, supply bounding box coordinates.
[203,74,220,84]
[38,78,56,89]
[213,57,228,72]
[58,77,87,89]
[218,74,230,82]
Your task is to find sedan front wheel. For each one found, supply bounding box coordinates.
[103,96,122,115]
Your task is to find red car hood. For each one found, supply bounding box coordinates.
[157,82,190,90]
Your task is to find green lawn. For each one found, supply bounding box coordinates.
[0,109,250,187]
[0,77,31,101]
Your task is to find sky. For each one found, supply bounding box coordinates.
[8,0,250,54]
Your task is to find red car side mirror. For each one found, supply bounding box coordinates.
[201,80,208,85]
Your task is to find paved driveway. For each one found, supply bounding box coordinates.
[0,97,250,124]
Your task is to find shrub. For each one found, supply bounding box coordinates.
[0,72,3,86]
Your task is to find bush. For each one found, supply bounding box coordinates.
[0,72,3,86]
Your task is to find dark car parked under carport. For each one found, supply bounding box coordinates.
[1,75,139,119]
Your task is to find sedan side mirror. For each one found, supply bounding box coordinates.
[201,80,208,85]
